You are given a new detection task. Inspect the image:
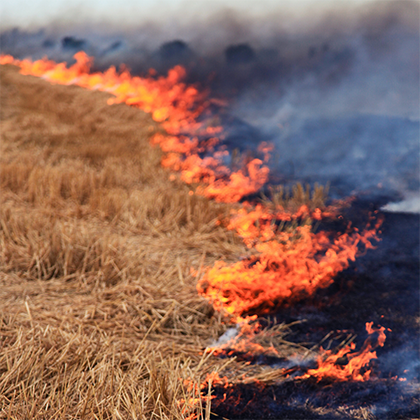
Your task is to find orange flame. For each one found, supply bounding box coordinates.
[1,53,269,203]
[207,317,281,359]
[198,206,380,318]
[2,53,387,386]
[298,322,388,381]
[178,372,230,419]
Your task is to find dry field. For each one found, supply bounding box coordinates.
[0,64,263,419]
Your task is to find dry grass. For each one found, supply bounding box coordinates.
[0,64,254,419]
[261,183,329,214]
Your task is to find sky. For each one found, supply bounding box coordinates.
[1,0,377,29]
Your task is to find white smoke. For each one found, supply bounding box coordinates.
[0,1,385,31]
[381,193,420,214]
[209,327,239,349]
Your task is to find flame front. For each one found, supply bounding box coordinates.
[0,52,269,203]
[298,322,388,381]
[1,53,387,390]
[198,203,380,318]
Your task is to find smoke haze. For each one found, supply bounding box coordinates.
[0,1,380,30]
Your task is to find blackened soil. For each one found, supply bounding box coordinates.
[210,379,419,419]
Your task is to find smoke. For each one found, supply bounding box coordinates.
[382,193,420,214]
[0,1,394,32]
[219,1,420,199]
[1,0,419,202]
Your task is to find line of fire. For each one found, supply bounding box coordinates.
[0,3,418,419]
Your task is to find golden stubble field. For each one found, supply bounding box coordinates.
[0,64,264,419]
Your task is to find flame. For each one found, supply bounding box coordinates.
[198,205,380,319]
[2,53,387,387]
[298,322,388,381]
[0,53,269,203]
[178,372,230,419]
[207,317,281,360]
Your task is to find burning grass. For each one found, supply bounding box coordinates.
[1,59,412,419]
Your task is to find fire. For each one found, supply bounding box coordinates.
[208,317,281,360]
[1,53,388,388]
[298,322,388,381]
[197,200,383,383]
[178,372,230,419]
[0,52,269,203]
[198,204,380,318]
